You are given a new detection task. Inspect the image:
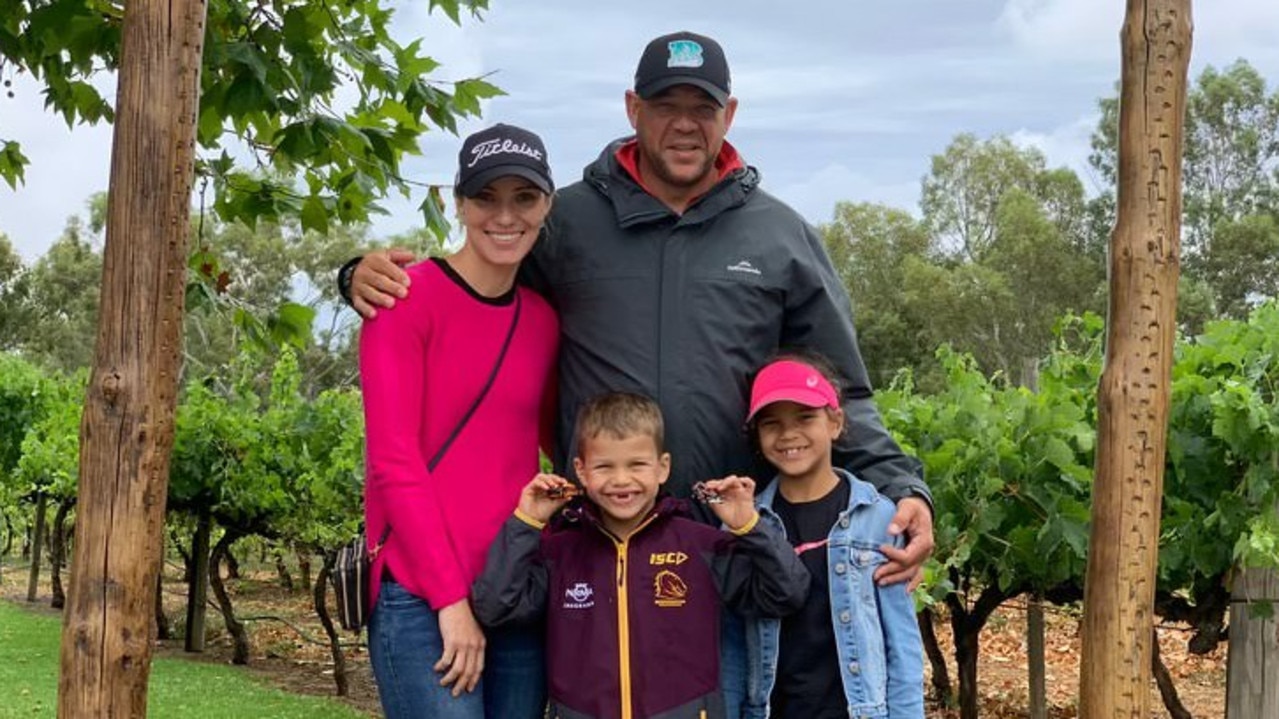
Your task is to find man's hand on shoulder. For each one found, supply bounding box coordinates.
[348,248,416,319]
[875,496,934,591]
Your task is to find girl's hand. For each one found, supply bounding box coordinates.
[517,473,577,524]
[702,475,758,532]
[434,599,486,696]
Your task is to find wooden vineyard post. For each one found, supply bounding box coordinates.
[56,0,207,715]
[1226,499,1279,718]
[1078,2,1192,717]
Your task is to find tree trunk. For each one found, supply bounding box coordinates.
[50,500,72,610]
[2,509,13,556]
[154,572,171,641]
[298,548,312,594]
[56,0,206,714]
[209,531,250,665]
[184,510,212,653]
[1152,626,1193,719]
[1078,3,1192,718]
[951,612,980,719]
[946,583,1015,719]
[27,492,47,602]
[224,545,241,579]
[275,551,294,591]
[314,553,349,696]
[1027,595,1047,719]
[919,608,954,705]
[170,527,192,583]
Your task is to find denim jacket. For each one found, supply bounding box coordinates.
[745,469,924,718]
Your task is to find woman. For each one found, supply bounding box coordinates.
[359,123,559,719]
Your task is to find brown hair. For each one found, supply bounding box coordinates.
[574,391,665,455]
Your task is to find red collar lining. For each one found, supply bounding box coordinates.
[613,139,745,200]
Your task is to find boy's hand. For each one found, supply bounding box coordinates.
[352,248,415,319]
[701,475,758,532]
[517,473,577,524]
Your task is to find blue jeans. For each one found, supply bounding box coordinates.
[369,579,546,719]
[721,610,748,719]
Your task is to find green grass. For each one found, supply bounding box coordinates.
[0,601,369,719]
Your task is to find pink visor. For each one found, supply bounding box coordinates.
[747,360,839,421]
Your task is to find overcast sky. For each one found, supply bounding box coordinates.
[3,0,1279,262]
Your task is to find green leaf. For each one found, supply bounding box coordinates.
[300,195,329,235]
[1041,437,1077,471]
[420,185,451,242]
[0,141,30,189]
[269,303,316,348]
[429,0,462,23]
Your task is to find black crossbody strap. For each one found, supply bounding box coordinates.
[427,290,522,472]
[374,291,523,550]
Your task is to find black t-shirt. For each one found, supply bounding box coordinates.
[769,477,850,719]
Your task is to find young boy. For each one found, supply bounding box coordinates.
[742,354,924,718]
[472,391,809,719]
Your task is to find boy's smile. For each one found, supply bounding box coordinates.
[574,432,672,539]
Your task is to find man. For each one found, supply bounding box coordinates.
[343,30,934,583]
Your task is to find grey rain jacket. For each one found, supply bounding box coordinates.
[521,139,929,506]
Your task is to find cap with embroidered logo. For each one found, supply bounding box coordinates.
[455,123,554,198]
[634,31,731,107]
[746,360,840,422]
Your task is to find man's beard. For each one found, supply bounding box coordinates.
[642,145,716,189]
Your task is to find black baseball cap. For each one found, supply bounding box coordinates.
[634,31,731,107]
[455,123,554,198]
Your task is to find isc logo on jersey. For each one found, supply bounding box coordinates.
[649,552,688,566]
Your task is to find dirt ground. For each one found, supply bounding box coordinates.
[3,561,1226,718]
[924,600,1225,718]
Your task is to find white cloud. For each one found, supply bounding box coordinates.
[771,163,920,225]
[1009,114,1106,193]
[0,73,116,261]
[997,0,1122,62]
[998,0,1279,70]
[7,1,1279,267]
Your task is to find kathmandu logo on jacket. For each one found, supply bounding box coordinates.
[726,259,761,276]
[653,570,688,608]
[667,40,704,68]
[564,582,595,609]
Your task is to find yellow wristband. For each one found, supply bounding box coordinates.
[728,511,760,536]
[514,508,546,530]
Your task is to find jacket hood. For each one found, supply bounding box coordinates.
[582,137,760,229]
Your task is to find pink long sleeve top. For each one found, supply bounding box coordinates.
[359,258,558,611]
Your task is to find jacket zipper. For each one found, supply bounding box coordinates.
[655,235,666,413]
[616,542,631,719]
[607,513,660,719]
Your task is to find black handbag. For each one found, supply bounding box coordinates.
[332,292,522,633]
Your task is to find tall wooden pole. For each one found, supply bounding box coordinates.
[57,0,206,715]
[1078,2,1191,717]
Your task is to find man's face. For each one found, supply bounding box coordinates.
[626,85,738,200]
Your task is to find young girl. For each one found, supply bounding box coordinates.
[359,123,559,719]
[743,353,925,718]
